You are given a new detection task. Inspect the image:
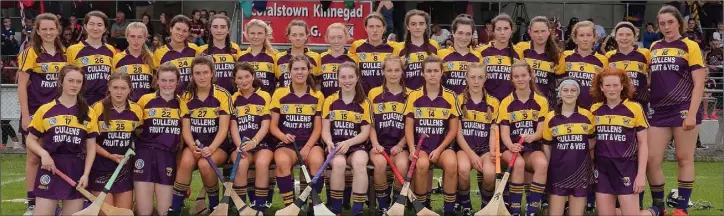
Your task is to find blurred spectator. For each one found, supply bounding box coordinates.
[61,27,76,47]
[643,23,661,49]
[141,13,154,40]
[190,10,205,45]
[111,10,130,50]
[376,0,394,37]
[387,33,397,42]
[68,15,84,41]
[2,17,19,56]
[706,39,723,120]
[478,20,493,45]
[444,37,453,48]
[600,31,617,54]
[135,1,154,20]
[151,34,163,52]
[21,16,33,44]
[219,11,227,16]
[158,12,169,43]
[684,19,703,46]
[201,9,208,20]
[704,77,718,120]
[430,24,450,47]
[209,10,216,17]
[1,120,19,151]
[588,18,607,50]
[564,17,579,50]
[713,21,723,48]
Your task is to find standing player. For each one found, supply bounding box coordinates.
[497,61,549,215]
[274,20,321,88]
[438,14,484,95]
[368,55,411,213]
[393,9,439,90]
[88,72,142,210]
[349,12,396,93]
[153,15,200,93]
[237,19,278,93]
[646,5,707,216]
[518,16,561,107]
[320,23,356,97]
[134,63,185,216]
[168,56,233,215]
[541,78,595,216]
[556,20,609,109]
[404,56,459,215]
[478,14,524,101]
[197,15,243,93]
[605,21,651,114]
[16,13,67,215]
[455,63,500,215]
[25,65,98,216]
[322,62,372,216]
[229,62,273,212]
[112,22,154,102]
[67,11,117,105]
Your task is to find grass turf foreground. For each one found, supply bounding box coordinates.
[1,154,722,215]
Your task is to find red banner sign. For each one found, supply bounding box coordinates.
[241,1,372,45]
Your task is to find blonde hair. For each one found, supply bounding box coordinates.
[571,20,597,43]
[461,62,489,118]
[326,22,349,39]
[125,22,154,68]
[245,19,276,52]
[510,60,539,94]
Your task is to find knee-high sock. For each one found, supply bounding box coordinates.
[526,181,545,214]
[233,185,247,203]
[352,192,367,214]
[344,173,353,208]
[650,183,665,209]
[254,187,270,210]
[375,182,391,210]
[458,188,472,209]
[27,191,35,207]
[481,188,494,208]
[268,176,276,205]
[206,184,220,210]
[170,181,190,211]
[509,183,525,215]
[277,175,295,206]
[443,191,456,212]
[328,189,344,214]
[677,180,694,212]
[247,175,256,203]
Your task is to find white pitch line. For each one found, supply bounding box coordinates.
[1,198,25,203]
[1,177,25,186]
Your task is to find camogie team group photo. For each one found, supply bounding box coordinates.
[0,1,723,216]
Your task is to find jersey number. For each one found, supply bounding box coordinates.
[197,110,208,118]
[161,110,172,118]
[116,122,126,130]
[94,56,104,64]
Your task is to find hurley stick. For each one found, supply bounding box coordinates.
[275,143,340,216]
[475,137,524,216]
[387,134,438,216]
[193,140,251,215]
[55,169,134,216]
[210,137,251,216]
[75,148,135,216]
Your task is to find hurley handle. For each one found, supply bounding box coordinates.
[493,126,501,175]
[405,134,429,178]
[55,169,78,187]
[380,150,405,185]
[102,148,136,191]
[196,140,225,182]
[229,137,250,182]
[310,144,341,184]
[505,138,525,171]
[291,141,312,182]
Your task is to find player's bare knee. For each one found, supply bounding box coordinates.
[331,156,347,171]
[416,157,430,172]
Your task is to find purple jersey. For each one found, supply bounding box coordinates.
[28,99,99,155]
[477,42,524,100]
[404,85,460,152]
[556,50,609,109]
[274,48,321,88]
[237,47,278,93]
[541,108,595,189]
[112,50,154,102]
[322,92,372,143]
[17,47,66,114]
[458,93,500,154]
[153,43,200,93]
[91,101,143,171]
[66,41,117,105]
[182,85,232,147]
[368,86,410,148]
[518,41,558,104]
[270,86,325,142]
[591,99,648,159]
[231,89,272,146]
[197,42,243,93]
[393,40,440,90]
[319,50,356,97]
[349,39,395,93]
[648,37,705,110]
[437,47,483,94]
[606,47,651,105]
[497,91,549,151]
[136,92,187,151]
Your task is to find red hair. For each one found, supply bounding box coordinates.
[590,67,635,102]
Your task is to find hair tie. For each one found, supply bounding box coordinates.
[557,79,580,98]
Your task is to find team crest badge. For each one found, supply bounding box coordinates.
[321,65,326,72]
[377,104,385,112]
[638,63,644,71]
[355,113,362,121]
[282,105,289,113]
[566,62,573,70]
[48,117,57,127]
[609,62,616,68]
[442,110,449,117]
[676,50,684,57]
[101,122,110,130]
[680,110,688,119]
[483,57,490,64]
[120,66,127,73]
[359,53,367,61]
[510,113,517,121]
[447,62,455,70]
[311,105,317,111]
[148,108,156,117]
[329,112,335,120]
[622,177,631,186]
[552,127,558,136]
[135,159,145,169]
[81,56,90,65]
[532,111,539,117]
[40,174,51,185]
[593,169,599,179]
[280,64,287,72]
[40,64,49,72]
[415,108,422,118]
[166,167,173,177]
[256,106,262,114]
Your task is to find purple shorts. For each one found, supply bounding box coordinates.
[546,185,591,197]
[595,156,637,195]
[648,104,702,127]
[345,144,368,156]
[34,154,85,200]
[133,147,176,185]
[251,141,274,152]
[88,164,134,193]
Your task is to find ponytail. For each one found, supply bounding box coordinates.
[206,14,233,55]
[402,10,434,59]
[58,65,90,123]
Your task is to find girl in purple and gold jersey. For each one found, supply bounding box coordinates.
[393,9,439,90]
[112,22,154,102]
[270,55,325,207]
[498,61,549,215]
[320,23,356,97]
[605,22,651,113]
[438,15,484,95]
[542,78,595,216]
[169,56,233,214]
[349,13,396,93]
[16,13,67,212]
[556,21,609,109]
[67,11,117,105]
[478,14,524,101]
[238,19,278,93]
[88,72,142,210]
[26,65,98,216]
[518,16,562,107]
[153,15,201,93]
[368,55,411,212]
[134,63,185,216]
[455,63,500,214]
[646,6,707,216]
[197,15,243,93]
[274,20,321,88]
[404,56,459,214]
[322,62,372,215]
[591,68,658,216]
[229,63,272,213]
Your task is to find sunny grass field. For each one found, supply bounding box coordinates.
[1,154,722,216]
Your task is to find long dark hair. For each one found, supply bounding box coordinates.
[206,14,232,55]
[529,16,560,64]
[492,13,517,62]
[57,65,89,123]
[657,5,685,34]
[554,77,580,115]
[169,15,192,39]
[402,10,434,59]
[451,14,476,48]
[233,62,263,90]
[337,61,367,104]
[185,56,216,99]
[101,72,132,124]
[31,13,65,57]
[381,55,407,99]
[461,62,488,118]
[83,11,109,42]
[287,55,316,92]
